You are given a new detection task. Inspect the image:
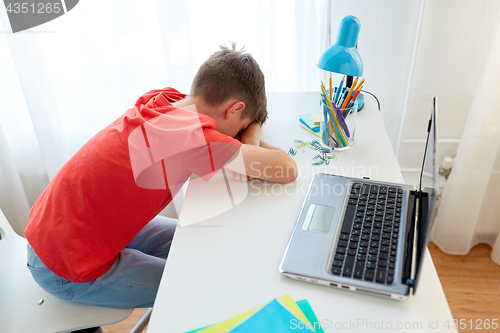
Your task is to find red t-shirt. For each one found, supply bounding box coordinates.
[25,88,242,283]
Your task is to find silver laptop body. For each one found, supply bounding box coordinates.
[279,99,437,300]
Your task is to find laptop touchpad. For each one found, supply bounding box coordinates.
[302,204,335,234]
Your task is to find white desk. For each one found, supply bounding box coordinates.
[148,92,456,333]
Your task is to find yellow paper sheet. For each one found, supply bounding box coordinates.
[195,294,313,333]
[300,124,320,137]
[277,294,315,332]
[196,305,263,333]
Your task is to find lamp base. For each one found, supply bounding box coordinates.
[356,93,364,111]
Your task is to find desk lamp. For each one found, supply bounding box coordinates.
[317,15,364,110]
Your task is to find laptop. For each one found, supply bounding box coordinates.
[279,98,437,300]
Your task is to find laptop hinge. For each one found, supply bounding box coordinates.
[402,190,420,287]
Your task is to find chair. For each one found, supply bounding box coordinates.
[0,208,151,333]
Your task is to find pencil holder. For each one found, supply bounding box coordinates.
[319,97,357,151]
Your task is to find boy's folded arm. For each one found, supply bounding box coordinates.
[224,141,298,184]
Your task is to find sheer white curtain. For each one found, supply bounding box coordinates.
[388,0,500,265]
[431,16,500,265]
[0,0,323,236]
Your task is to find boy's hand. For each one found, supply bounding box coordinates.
[228,121,297,184]
[225,140,298,184]
[234,122,262,181]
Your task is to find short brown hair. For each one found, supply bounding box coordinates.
[190,43,268,124]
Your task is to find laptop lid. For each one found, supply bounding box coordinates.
[409,97,438,294]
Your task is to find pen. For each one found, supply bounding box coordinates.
[337,88,349,107]
[334,76,344,105]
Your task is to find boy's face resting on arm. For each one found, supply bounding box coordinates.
[172,96,253,138]
[215,109,254,139]
[173,94,297,184]
[180,43,298,183]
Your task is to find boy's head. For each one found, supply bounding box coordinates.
[190,43,267,125]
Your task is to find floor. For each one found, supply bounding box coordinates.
[102,242,500,333]
[426,242,500,333]
[102,308,148,333]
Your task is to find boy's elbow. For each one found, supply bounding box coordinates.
[276,155,298,184]
[287,160,298,183]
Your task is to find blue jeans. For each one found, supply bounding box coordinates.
[27,215,177,308]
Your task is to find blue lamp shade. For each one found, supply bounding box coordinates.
[317,15,363,76]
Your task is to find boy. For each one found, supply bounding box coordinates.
[25,44,297,311]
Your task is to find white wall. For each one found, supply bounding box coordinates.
[329,1,500,186]
[398,0,500,185]
[328,0,423,149]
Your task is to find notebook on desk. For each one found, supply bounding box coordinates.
[279,98,437,300]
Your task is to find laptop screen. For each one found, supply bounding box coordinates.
[419,98,438,192]
[413,98,438,294]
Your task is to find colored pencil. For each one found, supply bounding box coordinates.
[321,84,347,146]
[351,87,362,102]
[323,102,330,144]
[328,106,335,144]
[354,78,365,92]
[345,79,364,109]
[323,96,347,146]
[321,89,350,142]
[329,73,333,101]
[331,99,350,138]
[343,86,363,116]
[317,76,365,147]
[341,77,358,110]
[321,92,344,145]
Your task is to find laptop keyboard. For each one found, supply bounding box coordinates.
[331,182,404,284]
